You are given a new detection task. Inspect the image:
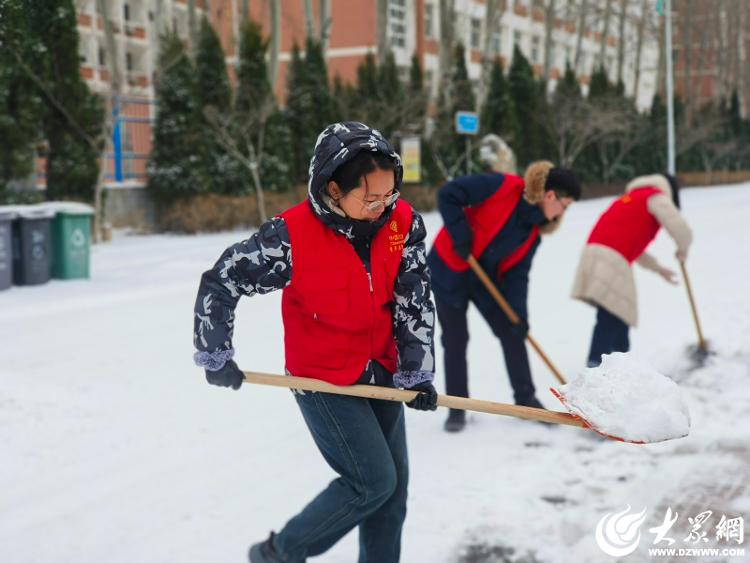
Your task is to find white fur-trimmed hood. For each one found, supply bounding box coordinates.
[626,174,672,199]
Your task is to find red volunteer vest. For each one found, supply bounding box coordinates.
[433,174,539,277]
[280,200,413,385]
[587,187,662,263]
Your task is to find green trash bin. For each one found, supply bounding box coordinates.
[43,202,94,280]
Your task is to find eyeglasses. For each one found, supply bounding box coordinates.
[555,193,572,210]
[348,190,399,212]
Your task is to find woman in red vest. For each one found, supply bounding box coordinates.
[572,173,692,367]
[427,156,581,432]
[192,122,437,563]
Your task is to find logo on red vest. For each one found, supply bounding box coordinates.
[388,221,404,253]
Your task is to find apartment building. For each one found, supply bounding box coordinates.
[69,0,661,185]
[671,0,749,117]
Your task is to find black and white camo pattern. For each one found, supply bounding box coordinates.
[193,122,434,386]
[193,217,292,365]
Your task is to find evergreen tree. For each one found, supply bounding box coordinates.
[260,108,292,192]
[236,20,271,114]
[236,20,290,193]
[195,18,231,112]
[588,65,612,99]
[285,43,309,184]
[480,57,515,140]
[147,32,204,203]
[429,43,478,179]
[303,37,332,134]
[406,53,428,131]
[0,0,41,198]
[31,0,101,202]
[353,53,381,126]
[375,51,405,137]
[285,38,332,185]
[194,17,241,195]
[330,74,355,122]
[409,53,423,93]
[507,45,540,168]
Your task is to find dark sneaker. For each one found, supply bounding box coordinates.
[515,396,555,427]
[248,532,283,563]
[515,395,545,410]
[443,409,466,432]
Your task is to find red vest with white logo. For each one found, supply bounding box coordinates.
[279,200,413,385]
[433,174,539,278]
[587,187,662,263]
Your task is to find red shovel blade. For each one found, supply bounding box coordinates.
[549,388,646,444]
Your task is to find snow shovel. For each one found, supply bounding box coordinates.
[242,371,685,444]
[679,261,713,365]
[466,256,567,385]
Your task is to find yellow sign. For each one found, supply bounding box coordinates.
[401,136,421,183]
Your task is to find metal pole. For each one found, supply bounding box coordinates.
[466,137,471,175]
[112,95,123,182]
[665,0,676,175]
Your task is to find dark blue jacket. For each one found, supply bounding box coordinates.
[427,172,547,323]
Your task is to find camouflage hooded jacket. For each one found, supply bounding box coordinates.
[192,122,435,388]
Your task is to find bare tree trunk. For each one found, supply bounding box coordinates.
[690,6,710,111]
[715,0,729,101]
[616,0,627,85]
[632,0,647,99]
[319,0,331,55]
[681,0,693,123]
[377,0,389,63]
[598,0,613,67]
[94,0,122,244]
[438,0,456,87]
[656,9,665,98]
[188,0,198,56]
[543,0,557,82]
[478,0,503,108]
[738,0,748,115]
[574,0,589,74]
[304,0,316,41]
[268,0,280,90]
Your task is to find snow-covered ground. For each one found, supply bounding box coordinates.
[1,184,748,563]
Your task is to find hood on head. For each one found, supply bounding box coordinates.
[625,174,673,199]
[306,122,403,223]
[523,160,554,204]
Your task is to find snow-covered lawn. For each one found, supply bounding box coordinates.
[1,184,748,563]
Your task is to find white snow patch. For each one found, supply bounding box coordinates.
[557,352,690,443]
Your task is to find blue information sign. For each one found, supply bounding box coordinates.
[455,111,480,135]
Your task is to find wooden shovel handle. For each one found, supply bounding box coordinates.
[679,261,706,350]
[243,371,583,428]
[466,256,567,385]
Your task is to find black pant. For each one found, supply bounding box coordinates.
[435,297,536,405]
[587,306,630,367]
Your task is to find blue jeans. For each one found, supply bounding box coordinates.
[587,306,630,367]
[273,390,409,562]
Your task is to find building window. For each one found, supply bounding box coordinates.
[123,3,130,21]
[513,30,522,49]
[389,0,407,48]
[424,3,435,39]
[98,46,106,67]
[531,36,540,63]
[126,52,133,72]
[470,17,482,50]
[492,27,502,56]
